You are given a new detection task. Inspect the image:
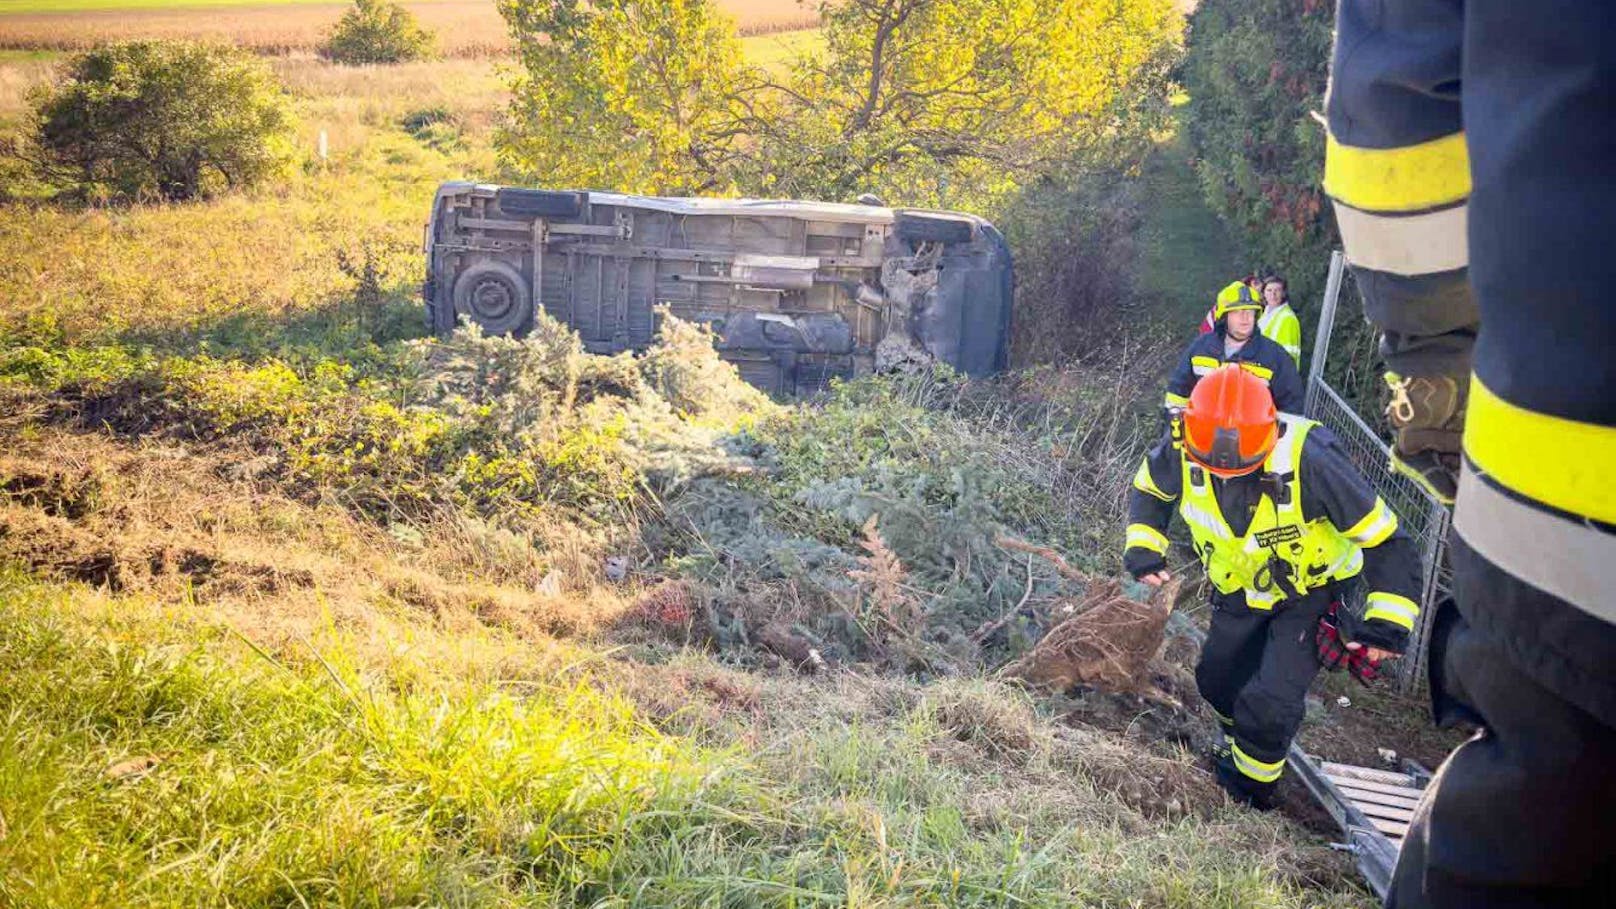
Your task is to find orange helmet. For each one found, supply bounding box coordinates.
[1181,365,1278,477]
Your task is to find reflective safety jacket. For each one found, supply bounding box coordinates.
[1325,0,1616,724]
[1259,304,1302,368]
[1163,328,1304,415]
[1124,416,1422,649]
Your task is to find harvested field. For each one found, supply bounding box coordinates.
[0,0,820,57]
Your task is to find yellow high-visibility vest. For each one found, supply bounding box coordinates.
[1178,415,1368,609]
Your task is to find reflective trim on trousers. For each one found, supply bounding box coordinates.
[1454,466,1616,623]
[1231,742,1286,783]
[1324,130,1471,213]
[1334,200,1469,277]
[1465,375,1616,526]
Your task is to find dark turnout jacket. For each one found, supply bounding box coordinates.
[1163,329,1305,415]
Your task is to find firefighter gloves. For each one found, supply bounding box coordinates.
[1317,602,1384,686]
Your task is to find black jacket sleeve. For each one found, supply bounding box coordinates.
[1163,344,1196,413]
[1299,427,1423,651]
[1124,430,1182,579]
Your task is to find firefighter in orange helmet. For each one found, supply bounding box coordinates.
[1124,366,1422,807]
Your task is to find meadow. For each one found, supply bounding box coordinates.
[0,4,1413,904]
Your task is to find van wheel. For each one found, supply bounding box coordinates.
[452,260,532,335]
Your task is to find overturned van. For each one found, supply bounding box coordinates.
[422,183,1013,396]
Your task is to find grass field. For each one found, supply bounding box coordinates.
[0,0,819,57]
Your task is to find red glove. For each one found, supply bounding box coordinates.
[1316,602,1383,685]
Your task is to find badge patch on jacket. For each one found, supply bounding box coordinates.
[1254,525,1303,548]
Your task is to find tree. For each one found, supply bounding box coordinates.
[494,0,1182,209]
[321,0,437,65]
[735,0,1181,208]
[1182,0,1336,302]
[495,0,750,195]
[17,41,295,202]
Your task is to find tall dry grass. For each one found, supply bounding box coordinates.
[0,0,820,58]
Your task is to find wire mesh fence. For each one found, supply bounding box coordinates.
[1305,252,1451,691]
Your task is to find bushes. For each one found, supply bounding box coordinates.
[1182,0,1337,303]
[322,0,437,65]
[18,41,296,202]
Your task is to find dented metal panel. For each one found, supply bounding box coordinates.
[422,182,1014,397]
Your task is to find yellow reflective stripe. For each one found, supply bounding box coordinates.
[1238,362,1273,382]
[1191,355,1220,376]
[1324,130,1471,214]
[1212,708,1234,728]
[1464,375,1616,525]
[1342,498,1398,547]
[1164,391,1190,409]
[1132,459,1173,502]
[1126,523,1170,555]
[1364,592,1419,631]
[1231,743,1285,783]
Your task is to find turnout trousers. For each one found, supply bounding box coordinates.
[1195,590,1331,803]
[1388,546,1616,908]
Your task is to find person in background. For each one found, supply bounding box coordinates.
[1259,276,1302,368]
[1166,281,1304,416]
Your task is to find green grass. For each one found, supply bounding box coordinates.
[1135,115,1243,326]
[0,573,1367,907]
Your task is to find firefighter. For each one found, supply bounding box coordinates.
[1324,2,1616,904]
[1125,366,1421,808]
[1165,281,1304,416]
[1258,276,1301,369]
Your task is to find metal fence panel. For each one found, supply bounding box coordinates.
[1305,252,1450,690]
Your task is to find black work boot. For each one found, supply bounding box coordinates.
[1383,372,1466,505]
[1212,759,1277,811]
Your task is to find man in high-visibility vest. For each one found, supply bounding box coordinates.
[1125,365,1421,808]
[1165,282,1304,417]
[1324,2,1616,904]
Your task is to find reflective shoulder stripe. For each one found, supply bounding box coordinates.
[1231,742,1286,783]
[1364,592,1419,631]
[1133,459,1173,502]
[1126,523,1170,555]
[1455,466,1616,622]
[1342,497,1398,548]
[1334,200,1469,277]
[1191,355,1220,376]
[1238,362,1274,383]
[1323,130,1471,214]
[1264,415,1312,475]
[1464,376,1616,526]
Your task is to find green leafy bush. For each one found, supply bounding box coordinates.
[321,0,437,65]
[19,41,296,202]
[1182,0,1336,301]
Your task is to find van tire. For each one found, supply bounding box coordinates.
[452,260,532,335]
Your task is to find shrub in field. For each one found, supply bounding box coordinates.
[18,41,296,202]
[321,0,436,65]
